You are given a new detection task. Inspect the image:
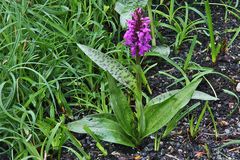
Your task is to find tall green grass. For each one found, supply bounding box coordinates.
[0,0,120,159]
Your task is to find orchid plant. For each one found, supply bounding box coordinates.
[67,8,213,147]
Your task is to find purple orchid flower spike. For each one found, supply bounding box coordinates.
[123,8,152,57]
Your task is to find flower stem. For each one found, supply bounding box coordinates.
[135,54,145,137]
[136,55,142,99]
[147,0,156,46]
[135,55,142,117]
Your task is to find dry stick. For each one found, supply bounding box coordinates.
[228,147,240,152]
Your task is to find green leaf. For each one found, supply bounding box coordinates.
[114,0,148,28]
[115,2,134,28]
[108,75,135,137]
[146,90,218,107]
[220,140,240,149]
[65,130,90,159]
[184,35,197,71]
[146,52,190,84]
[67,114,135,147]
[151,45,170,57]
[120,12,133,28]
[142,79,202,138]
[22,140,41,158]
[55,89,73,118]
[114,2,134,28]
[223,89,239,104]
[62,146,85,160]
[192,91,218,101]
[77,44,137,92]
[146,90,178,107]
[192,102,208,138]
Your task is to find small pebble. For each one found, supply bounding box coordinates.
[228,102,235,109]
[219,120,229,126]
[176,142,181,148]
[237,123,240,128]
[217,155,222,160]
[167,146,174,153]
[205,56,210,61]
[178,149,183,153]
[236,83,240,92]
[224,129,230,134]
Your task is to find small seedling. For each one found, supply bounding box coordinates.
[154,133,161,151]
[205,0,221,63]
[189,101,218,139]
[184,35,197,71]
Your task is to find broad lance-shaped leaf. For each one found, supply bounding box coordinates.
[151,45,170,57]
[115,1,133,28]
[142,79,202,138]
[67,114,135,147]
[77,44,137,92]
[146,90,218,107]
[108,75,135,137]
[115,0,148,28]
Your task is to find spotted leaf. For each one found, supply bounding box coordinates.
[77,44,137,92]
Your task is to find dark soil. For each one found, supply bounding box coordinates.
[58,2,240,160]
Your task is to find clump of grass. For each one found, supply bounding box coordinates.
[0,0,120,159]
[205,0,221,63]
